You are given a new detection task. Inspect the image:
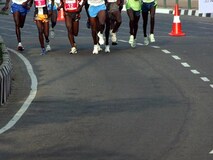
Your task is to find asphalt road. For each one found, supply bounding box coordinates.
[0,9,213,160]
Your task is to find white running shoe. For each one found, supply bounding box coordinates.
[105,45,110,53]
[50,28,55,39]
[97,32,104,45]
[69,47,77,54]
[131,39,136,48]
[144,37,149,45]
[129,35,134,44]
[97,44,102,52]
[149,34,155,43]
[111,32,117,43]
[93,45,99,54]
[46,44,51,52]
[17,42,24,51]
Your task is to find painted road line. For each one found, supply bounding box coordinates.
[162,49,171,54]
[0,48,38,134]
[181,62,191,67]
[210,150,213,154]
[210,84,213,88]
[151,46,160,49]
[118,39,128,43]
[200,77,210,82]
[191,70,200,74]
[172,55,181,60]
[137,43,143,46]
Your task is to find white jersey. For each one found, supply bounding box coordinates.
[87,0,105,6]
[12,0,28,5]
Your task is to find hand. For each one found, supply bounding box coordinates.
[1,5,9,11]
[77,5,82,13]
[22,1,28,7]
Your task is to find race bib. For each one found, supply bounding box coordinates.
[107,0,117,2]
[64,0,78,12]
[35,0,46,7]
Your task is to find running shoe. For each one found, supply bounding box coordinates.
[93,45,99,54]
[97,32,104,45]
[40,48,46,55]
[105,45,110,53]
[144,37,149,45]
[149,34,155,43]
[86,20,90,29]
[131,39,136,48]
[97,44,102,52]
[69,47,77,54]
[46,44,51,52]
[17,43,24,51]
[50,28,55,39]
[128,35,134,44]
[111,32,117,43]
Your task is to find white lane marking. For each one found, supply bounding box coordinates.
[137,43,143,46]
[162,49,171,54]
[191,70,200,74]
[210,84,213,88]
[0,48,38,134]
[118,39,128,43]
[210,150,213,154]
[181,62,191,67]
[200,77,210,82]
[151,46,160,49]
[172,55,181,60]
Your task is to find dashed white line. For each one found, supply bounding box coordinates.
[162,49,171,54]
[137,43,143,46]
[0,48,38,134]
[191,70,200,74]
[151,46,160,49]
[181,62,191,67]
[118,39,128,43]
[210,84,213,88]
[172,55,181,60]
[210,150,213,154]
[200,77,210,82]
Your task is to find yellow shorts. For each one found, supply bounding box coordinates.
[34,14,49,23]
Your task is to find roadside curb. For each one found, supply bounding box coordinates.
[0,35,12,106]
[122,7,213,18]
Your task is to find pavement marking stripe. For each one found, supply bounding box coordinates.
[118,39,128,43]
[0,48,38,134]
[172,55,181,60]
[181,62,191,67]
[152,46,160,49]
[210,150,213,154]
[191,70,200,74]
[210,84,213,88]
[162,49,171,54]
[200,77,210,82]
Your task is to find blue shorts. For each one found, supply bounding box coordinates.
[88,4,106,18]
[141,2,157,12]
[47,4,58,11]
[11,3,28,16]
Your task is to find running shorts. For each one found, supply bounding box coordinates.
[88,4,106,18]
[64,12,81,21]
[11,3,29,15]
[106,2,119,12]
[34,14,49,23]
[141,1,157,12]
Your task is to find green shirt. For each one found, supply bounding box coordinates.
[126,0,142,11]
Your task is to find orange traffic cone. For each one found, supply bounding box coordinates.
[57,8,64,21]
[169,4,185,36]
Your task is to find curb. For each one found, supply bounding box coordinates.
[0,35,13,106]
